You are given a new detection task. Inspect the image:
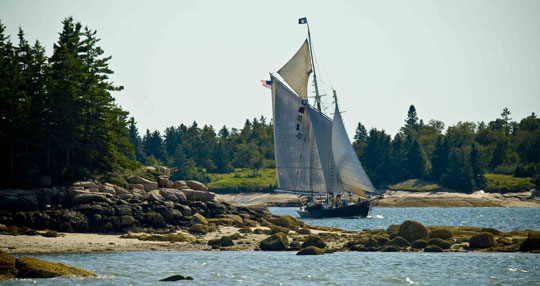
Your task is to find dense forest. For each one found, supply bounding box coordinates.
[1,18,539,192]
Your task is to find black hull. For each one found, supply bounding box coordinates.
[297,200,371,218]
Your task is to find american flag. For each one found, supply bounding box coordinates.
[260,80,272,89]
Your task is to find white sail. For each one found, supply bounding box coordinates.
[308,105,338,193]
[271,75,326,193]
[277,40,312,100]
[331,98,376,197]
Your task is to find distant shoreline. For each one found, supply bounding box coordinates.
[217,190,540,208]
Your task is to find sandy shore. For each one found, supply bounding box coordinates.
[217,190,540,208]
[0,226,281,254]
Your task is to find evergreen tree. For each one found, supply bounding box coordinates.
[501,107,512,135]
[406,139,429,179]
[470,143,486,189]
[430,136,449,181]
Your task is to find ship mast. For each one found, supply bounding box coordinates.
[306,22,322,111]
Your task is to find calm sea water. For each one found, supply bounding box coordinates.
[270,207,540,232]
[4,207,540,285]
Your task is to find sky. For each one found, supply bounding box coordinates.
[1,0,539,137]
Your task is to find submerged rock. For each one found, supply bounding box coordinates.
[15,257,97,279]
[301,235,327,249]
[159,274,194,281]
[297,246,324,255]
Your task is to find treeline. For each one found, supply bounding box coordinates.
[0,18,135,186]
[128,117,274,182]
[354,105,540,192]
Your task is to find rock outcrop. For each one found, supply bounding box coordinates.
[398,220,429,243]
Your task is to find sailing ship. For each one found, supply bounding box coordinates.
[266,18,379,218]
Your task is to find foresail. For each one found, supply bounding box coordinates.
[271,75,326,193]
[331,104,376,197]
[308,106,338,193]
[277,40,312,100]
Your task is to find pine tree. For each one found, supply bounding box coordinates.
[406,139,429,179]
[431,136,449,181]
[470,143,486,189]
[501,107,512,135]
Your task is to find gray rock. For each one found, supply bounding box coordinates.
[159,189,187,203]
[0,189,39,211]
[127,176,158,192]
[98,184,116,195]
[129,184,145,191]
[190,213,208,225]
[144,190,165,202]
[186,180,208,191]
[180,189,214,202]
[158,176,170,188]
[171,180,187,189]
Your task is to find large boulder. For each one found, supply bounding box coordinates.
[186,180,208,192]
[301,235,327,249]
[398,220,429,243]
[387,236,410,247]
[127,176,158,192]
[98,183,116,195]
[0,189,39,211]
[15,257,97,278]
[157,176,170,188]
[180,189,215,202]
[469,232,495,248]
[260,233,289,251]
[72,181,98,189]
[297,246,324,255]
[159,189,187,203]
[144,190,165,202]
[171,180,188,189]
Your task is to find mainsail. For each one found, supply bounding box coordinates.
[271,38,376,197]
[331,96,376,197]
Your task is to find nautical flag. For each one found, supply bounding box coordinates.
[298,17,308,24]
[260,80,272,89]
[298,107,305,113]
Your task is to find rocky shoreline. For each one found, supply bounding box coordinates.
[1,168,539,261]
[217,190,540,208]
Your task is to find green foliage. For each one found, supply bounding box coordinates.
[0,18,134,187]
[207,168,276,193]
[484,173,535,193]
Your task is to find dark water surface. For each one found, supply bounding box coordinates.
[4,207,540,285]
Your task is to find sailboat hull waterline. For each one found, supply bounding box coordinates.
[297,200,371,218]
[267,18,379,219]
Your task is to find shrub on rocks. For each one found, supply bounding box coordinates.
[398,220,429,243]
[430,229,453,240]
[259,233,289,251]
[411,239,428,249]
[297,246,324,255]
[387,236,410,247]
[427,238,452,250]
[424,245,443,252]
[469,232,495,248]
[301,235,327,249]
